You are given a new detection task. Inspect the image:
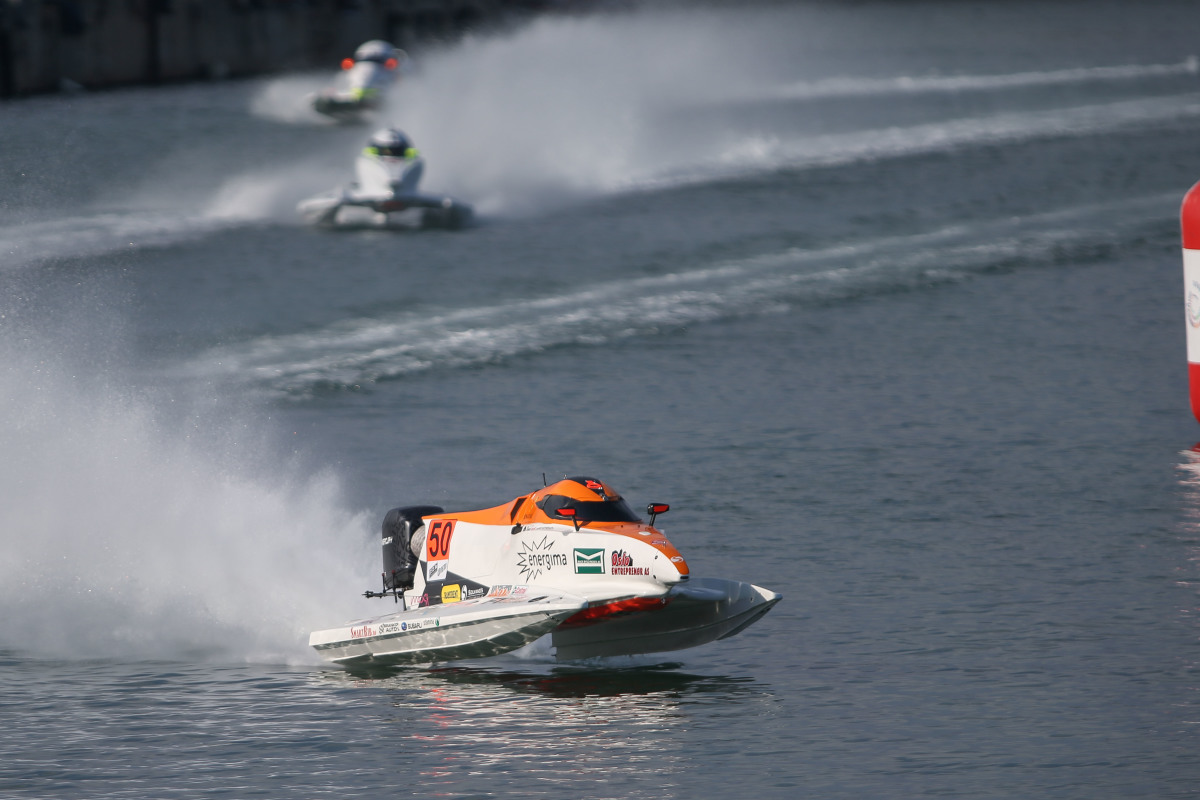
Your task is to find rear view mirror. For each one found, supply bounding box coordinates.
[646,503,669,525]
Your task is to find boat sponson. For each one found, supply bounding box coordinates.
[550,578,781,661]
[311,593,586,666]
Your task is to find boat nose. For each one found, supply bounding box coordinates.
[658,553,688,584]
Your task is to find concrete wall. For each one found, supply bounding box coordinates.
[0,0,524,97]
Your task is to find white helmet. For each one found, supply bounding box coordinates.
[354,40,400,64]
[367,128,414,157]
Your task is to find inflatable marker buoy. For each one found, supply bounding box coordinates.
[1184,182,1200,422]
[1184,182,1200,421]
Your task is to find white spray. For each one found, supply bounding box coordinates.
[0,306,376,664]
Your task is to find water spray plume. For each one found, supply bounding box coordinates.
[0,326,375,664]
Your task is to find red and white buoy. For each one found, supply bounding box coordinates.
[1183,181,1200,422]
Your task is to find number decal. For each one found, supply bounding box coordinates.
[426,520,455,561]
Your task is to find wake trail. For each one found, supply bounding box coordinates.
[6,86,1191,269]
[637,93,1200,194]
[179,193,1176,399]
[0,158,350,270]
[395,29,1200,210]
[757,58,1200,102]
[0,212,234,269]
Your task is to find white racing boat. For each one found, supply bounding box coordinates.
[298,127,473,229]
[310,40,407,123]
[309,477,781,667]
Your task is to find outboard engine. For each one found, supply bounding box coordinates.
[370,505,443,600]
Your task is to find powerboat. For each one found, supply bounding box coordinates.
[310,40,406,123]
[297,127,473,229]
[309,477,782,667]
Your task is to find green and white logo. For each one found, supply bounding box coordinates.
[573,548,605,574]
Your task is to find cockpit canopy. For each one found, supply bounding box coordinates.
[534,476,642,523]
[354,39,400,64]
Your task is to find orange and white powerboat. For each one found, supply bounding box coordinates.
[309,477,781,667]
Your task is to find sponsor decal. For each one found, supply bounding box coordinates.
[399,619,440,632]
[464,586,488,600]
[573,547,605,574]
[378,622,402,634]
[441,584,462,604]
[488,584,512,598]
[351,625,377,638]
[584,479,603,491]
[427,560,448,582]
[1190,281,1200,328]
[671,556,685,563]
[516,536,569,581]
[490,595,536,604]
[611,549,650,576]
[381,536,393,545]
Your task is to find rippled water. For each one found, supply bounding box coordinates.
[4,1,1200,797]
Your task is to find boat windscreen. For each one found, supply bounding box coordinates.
[538,495,641,523]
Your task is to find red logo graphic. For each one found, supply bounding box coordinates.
[610,549,649,576]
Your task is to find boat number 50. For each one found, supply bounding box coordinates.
[427,520,455,561]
